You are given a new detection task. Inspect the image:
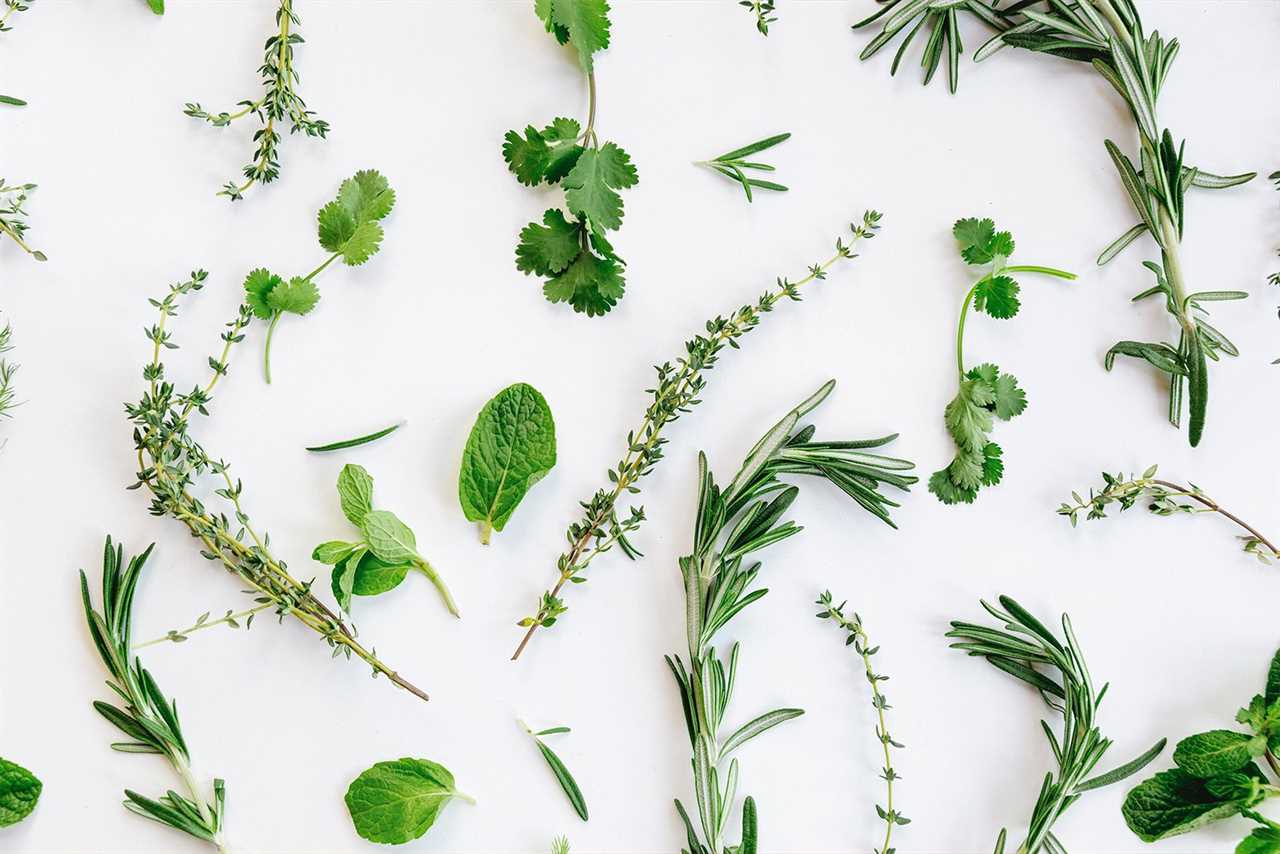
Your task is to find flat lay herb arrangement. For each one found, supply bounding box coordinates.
[3,2,1275,851]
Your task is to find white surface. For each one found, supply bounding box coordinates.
[2,1,1278,852]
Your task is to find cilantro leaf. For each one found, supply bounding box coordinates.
[517,209,581,277]
[948,446,986,490]
[954,217,1015,265]
[318,200,357,253]
[928,468,977,505]
[548,0,612,73]
[244,267,284,320]
[267,276,320,316]
[542,118,585,184]
[981,442,1004,486]
[563,142,636,232]
[992,371,1027,420]
[318,170,394,265]
[943,380,994,453]
[503,126,551,187]
[543,247,624,317]
[974,274,1021,319]
[339,169,396,223]
[342,221,384,266]
[535,0,570,44]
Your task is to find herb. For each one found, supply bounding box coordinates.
[520,721,588,821]
[306,421,403,453]
[0,0,32,36]
[1059,465,1279,564]
[948,596,1166,852]
[695,133,790,202]
[740,0,776,36]
[0,95,25,106]
[929,218,1075,505]
[459,383,557,544]
[856,1,1254,447]
[816,591,907,853]
[184,0,328,200]
[147,0,163,13]
[667,381,915,854]
[552,837,570,854]
[0,320,17,423]
[127,271,429,703]
[344,758,473,845]
[0,758,41,828]
[314,464,457,617]
[1271,169,1279,362]
[139,604,273,648]
[80,537,227,850]
[511,212,883,659]
[0,179,45,261]
[1122,645,1280,845]
[504,0,637,316]
[248,169,395,383]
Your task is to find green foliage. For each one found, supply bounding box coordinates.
[522,721,588,821]
[667,381,915,854]
[344,758,472,845]
[305,421,403,453]
[0,757,41,828]
[459,383,557,543]
[511,214,883,658]
[695,133,790,202]
[948,595,1167,852]
[1123,645,1280,846]
[0,320,17,423]
[930,218,1074,505]
[184,0,328,199]
[0,179,45,260]
[740,0,776,36]
[80,537,227,848]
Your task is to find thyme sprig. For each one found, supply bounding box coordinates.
[80,537,228,851]
[0,179,46,260]
[948,596,1166,853]
[740,0,776,36]
[0,0,33,35]
[510,212,883,660]
[1059,465,1279,564]
[136,602,274,649]
[817,591,907,854]
[184,0,328,200]
[856,0,1254,446]
[667,382,915,854]
[0,320,17,422]
[125,271,429,703]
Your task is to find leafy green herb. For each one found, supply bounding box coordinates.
[137,604,273,648]
[314,464,457,617]
[459,383,557,544]
[740,0,776,36]
[817,591,907,853]
[948,595,1166,852]
[0,179,45,260]
[551,837,571,854]
[856,1,1254,447]
[667,381,915,854]
[127,271,429,703]
[0,95,25,106]
[1122,645,1280,845]
[511,212,883,659]
[0,320,17,423]
[930,218,1075,505]
[147,0,163,13]
[0,757,41,828]
[184,0,328,200]
[306,421,403,453]
[80,537,228,850]
[1059,465,1279,564]
[521,720,588,821]
[248,169,396,383]
[0,0,33,36]
[695,133,790,202]
[344,758,473,845]
[505,0,637,316]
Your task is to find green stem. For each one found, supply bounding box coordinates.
[582,71,598,149]
[135,602,275,648]
[263,311,282,384]
[479,521,493,545]
[303,251,340,283]
[955,266,1077,376]
[415,557,459,618]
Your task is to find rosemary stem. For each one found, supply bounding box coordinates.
[173,755,222,850]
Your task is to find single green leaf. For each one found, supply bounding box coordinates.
[548,0,612,73]
[562,143,637,232]
[147,0,165,14]
[318,201,357,253]
[1122,767,1249,841]
[0,95,28,107]
[991,371,1027,420]
[974,275,1021,319]
[338,169,396,223]
[331,550,360,613]
[541,247,624,316]
[266,277,320,316]
[517,210,582,277]
[504,125,552,186]
[1174,730,1263,779]
[0,757,41,827]
[459,383,557,543]
[344,758,468,844]
[1238,825,1280,854]
[350,552,411,597]
[312,540,358,565]
[533,739,588,821]
[1074,738,1167,792]
[342,221,384,266]
[243,268,283,320]
[306,422,403,453]
[337,464,375,527]
[361,510,419,564]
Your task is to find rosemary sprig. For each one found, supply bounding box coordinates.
[0,320,17,422]
[125,270,428,703]
[184,0,328,200]
[816,591,907,854]
[1059,465,1279,564]
[740,0,777,37]
[0,179,46,260]
[948,596,1166,853]
[667,381,916,854]
[510,211,883,660]
[695,133,790,203]
[856,0,1254,447]
[305,421,404,453]
[80,537,227,851]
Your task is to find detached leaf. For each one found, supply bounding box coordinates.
[344,758,468,844]
[0,757,42,827]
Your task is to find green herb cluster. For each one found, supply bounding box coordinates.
[930,218,1075,505]
[511,212,882,659]
[0,179,45,260]
[1123,647,1280,847]
[740,0,776,36]
[695,133,790,203]
[667,381,915,854]
[504,0,637,316]
[344,758,472,844]
[314,464,457,617]
[0,757,41,829]
[184,0,328,200]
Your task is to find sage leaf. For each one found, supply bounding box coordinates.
[1122,766,1255,841]
[361,510,418,564]
[0,757,41,827]
[338,464,375,527]
[1172,730,1260,779]
[344,758,470,844]
[458,383,557,544]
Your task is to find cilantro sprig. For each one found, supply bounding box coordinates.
[929,218,1075,505]
[504,0,638,317]
[247,169,395,383]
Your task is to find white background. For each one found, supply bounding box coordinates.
[2,1,1278,852]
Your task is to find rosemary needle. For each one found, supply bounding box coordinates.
[306,421,405,453]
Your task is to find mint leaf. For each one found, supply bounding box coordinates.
[244,268,283,320]
[1239,826,1280,854]
[517,210,581,277]
[266,276,320,315]
[330,547,363,614]
[548,0,612,73]
[312,540,358,565]
[0,757,41,828]
[344,758,468,844]
[361,510,419,564]
[1122,767,1246,841]
[1173,730,1261,779]
[459,383,557,543]
[337,464,374,527]
[350,552,411,596]
[563,143,636,232]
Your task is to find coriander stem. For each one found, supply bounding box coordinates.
[263,311,281,384]
[955,266,1078,376]
[303,251,341,283]
[415,557,460,618]
[583,71,598,148]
